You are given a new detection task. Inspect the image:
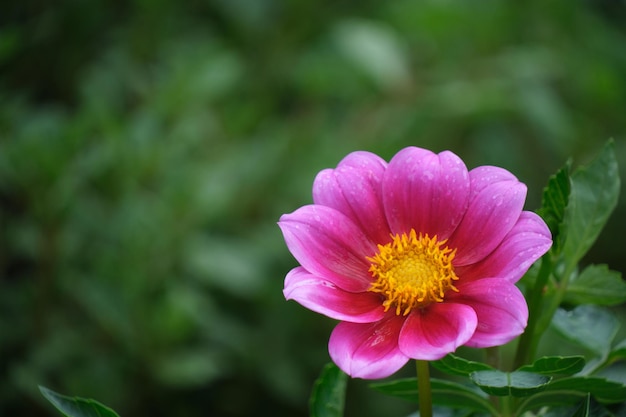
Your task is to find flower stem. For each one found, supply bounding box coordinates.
[416,360,432,417]
[500,395,513,417]
[513,254,552,369]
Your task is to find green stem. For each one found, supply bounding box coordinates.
[416,360,432,417]
[529,266,572,357]
[500,395,513,417]
[513,254,552,369]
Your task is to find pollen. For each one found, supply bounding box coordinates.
[367,229,459,316]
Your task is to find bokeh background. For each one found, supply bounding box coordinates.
[2,1,626,416]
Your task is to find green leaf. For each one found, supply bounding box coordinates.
[517,355,586,376]
[469,370,552,397]
[431,353,494,377]
[608,339,626,362]
[545,377,626,404]
[309,363,348,417]
[561,140,620,269]
[583,339,626,382]
[564,264,626,306]
[572,393,591,417]
[39,386,121,417]
[517,390,590,414]
[596,361,626,386]
[370,377,498,415]
[536,160,571,253]
[551,305,619,357]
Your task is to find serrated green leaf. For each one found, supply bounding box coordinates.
[537,161,571,253]
[561,140,620,269]
[309,363,348,417]
[469,370,552,397]
[431,354,494,377]
[370,377,498,415]
[564,264,626,306]
[39,386,120,417]
[551,305,619,357]
[517,355,586,376]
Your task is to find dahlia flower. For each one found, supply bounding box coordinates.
[279,147,552,379]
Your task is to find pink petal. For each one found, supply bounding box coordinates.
[284,267,385,323]
[448,278,528,348]
[383,147,470,240]
[448,171,527,266]
[398,303,478,360]
[313,151,391,244]
[457,211,552,283]
[278,205,376,292]
[466,166,519,200]
[329,314,409,379]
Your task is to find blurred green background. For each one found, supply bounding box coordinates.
[1,0,625,416]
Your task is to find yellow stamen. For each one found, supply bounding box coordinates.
[367,229,459,315]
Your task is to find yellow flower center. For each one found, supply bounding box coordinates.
[367,229,459,316]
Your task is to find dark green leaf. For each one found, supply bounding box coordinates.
[572,394,591,417]
[431,353,494,377]
[518,390,591,414]
[545,377,626,404]
[587,400,618,417]
[561,140,620,268]
[537,161,571,253]
[564,264,626,306]
[469,370,551,397]
[520,394,620,416]
[309,363,348,417]
[551,306,619,357]
[518,380,625,415]
[39,386,120,417]
[517,355,586,376]
[370,377,498,415]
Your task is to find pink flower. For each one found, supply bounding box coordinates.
[278,147,552,379]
